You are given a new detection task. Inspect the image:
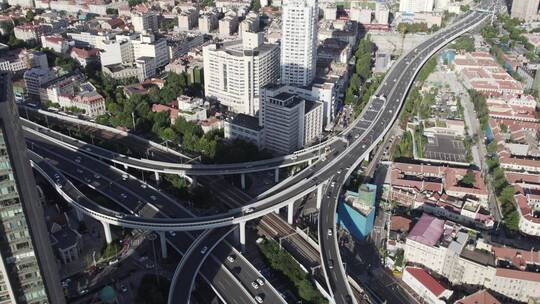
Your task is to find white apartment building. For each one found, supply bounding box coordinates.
[399,0,434,13]
[7,0,34,8]
[57,82,106,117]
[375,3,390,24]
[219,15,239,36]
[14,24,41,42]
[239,12,260,38]
[40,35,69,54]
[260,86,323,154]
[178,8,199,31]
[99,33,168,69]
[203,32,279,115]
[23,68,56,97]
[511,0,540,21]
[132,34,169,68]
[132,10,158,33]
[199,12,219,33]
[135,56,156,81]
[100,36,134,66]
[67,32,112,48]
[0,49,48,73]
[281,0,318,87]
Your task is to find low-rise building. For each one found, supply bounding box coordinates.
[57,82,106,117]
[14,24,42,42]
[454,289,501,304]
[402,267,453,304]
[41,35,69,54]
[151,95,207,124]
[50,222,82,265]
[224,113,264,150]
[69,48,99,67]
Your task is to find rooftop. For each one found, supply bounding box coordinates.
[407,213,445,247]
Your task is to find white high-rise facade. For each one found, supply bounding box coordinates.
[511,0,539,21]
[280,0,318,87]
[203,32,280,115]
[399,0,434,12]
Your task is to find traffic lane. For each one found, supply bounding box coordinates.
[27,134,195,218]
[210,237,285,304]
[171,227,234,304]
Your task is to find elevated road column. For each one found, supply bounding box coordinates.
[238,221,246,251]
[287,202,294,225]
[75,208,84,221]
[316,183,323,209]
[159,231,168,259]
[154,171,161,184]
[101,221,112,244]
[274,168,279,183]
[240,173,246,189]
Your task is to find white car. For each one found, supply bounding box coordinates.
[169,231,176,237]
[200,246,208,254]
[245,207,254,214]
[256,278,265,286]
[120,193,128,199]
[328,229,333,236]
[251,281,259,289]
[255,295,264,303]
[227,255,236,263]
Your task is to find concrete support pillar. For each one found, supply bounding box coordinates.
[274,208,280,214]
[159,231,168,259]
[365,153,370,163]
[154,171,160,184]
[240,173,246,190]
[75,208,84,221]
[308,159,313,166]
[287,202,294,225]
[274,168,279,183]
[238,221,246,251]
[316,184,323,209]
[190,176,197,189]
[101,221,112,244]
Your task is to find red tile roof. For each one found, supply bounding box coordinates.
[455,290,500,304]
[405,267,447,297]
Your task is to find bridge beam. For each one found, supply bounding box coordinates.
[274,168,279,183]
[101,221,112,244]
[287,202,294,225]
[316,183,323,209]
[159,231,168,259]
[240,173,246,190]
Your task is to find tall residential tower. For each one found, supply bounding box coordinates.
[511,0,539,21]
[280,0,318,87]
[203,31,280,115]
[0,72,65,304]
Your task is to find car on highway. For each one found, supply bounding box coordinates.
[168,231,176,237]
[227,255,236,263]
[140,183,147,189]
[120,193,128,199]
[328,229,333,236]
[256,278,265,286]
[251,281,259,289]
[245,207,254,214]
[145,262,154,269]
[331,182,335,187]
[328,259,334,269]
[255,295,264,303]
[122,174,128,180]
[200,246,208,254]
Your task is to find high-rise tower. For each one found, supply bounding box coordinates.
[0,72,65,304]
[280,0,318,87]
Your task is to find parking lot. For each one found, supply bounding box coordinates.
[423,134,467,163]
